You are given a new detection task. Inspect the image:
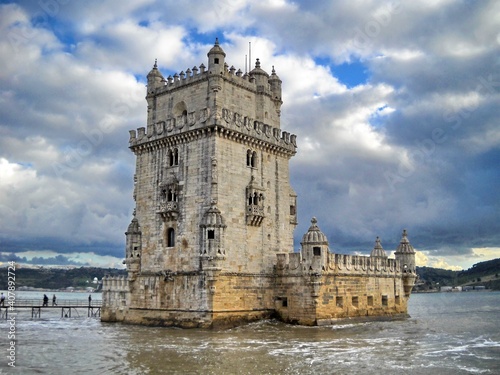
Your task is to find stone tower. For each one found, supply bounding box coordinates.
[128,38,297,276]
[102,40,416,328]
[103,39,298,327]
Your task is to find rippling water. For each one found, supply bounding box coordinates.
[1,291,499,374]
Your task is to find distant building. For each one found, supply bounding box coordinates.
[102,40,417,328]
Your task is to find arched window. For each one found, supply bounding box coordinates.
[246,150,252,166]
[167,228,175,247]
[167,188,177,202]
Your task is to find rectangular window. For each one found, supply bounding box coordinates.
[367,296,373,306]
[290,205,296,215]
[352,296,359,307]
[207,230,215,239]
[395,296,400,305]
[282,298,288,307]
[313,247,321,256]
[336,296,343,308]
[382,295,388,306]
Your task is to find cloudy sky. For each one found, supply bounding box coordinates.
[0,0,499,270]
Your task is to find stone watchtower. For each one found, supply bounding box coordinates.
[395,230,417,296]
[102,40,417,328]
[102,39,298,327]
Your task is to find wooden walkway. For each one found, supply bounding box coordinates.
[0,299,102,319]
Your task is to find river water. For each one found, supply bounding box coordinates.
[0,291,499,374]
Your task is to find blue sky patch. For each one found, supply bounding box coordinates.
[315,56,369,88]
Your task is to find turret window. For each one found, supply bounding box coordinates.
[207,230,215,240]
[214,58,219,64]
[313,247,321,256]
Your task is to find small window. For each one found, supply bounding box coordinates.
[168,150,174,166]
[336,296,343,308]
[167,188,177,202]
[167,228,175,247]
[367,296,374,306]
[382,295,388,306]
[174,148,179,166]
[282,297,288,307]
[313,247,321,256]
[395,296,400,305]
[290,205,296,215]
[352,296,359,307]
[207,230,215,240]
[251,151,257,167]
[214,58,219,64]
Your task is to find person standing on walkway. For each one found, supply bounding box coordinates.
[52,294,57,306]
[43,294,49,306]
[88,294,92,306]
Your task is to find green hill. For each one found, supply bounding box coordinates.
[414,258,500,291]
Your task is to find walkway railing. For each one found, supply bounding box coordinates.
[0,299,103,319]
[9,299,102,307]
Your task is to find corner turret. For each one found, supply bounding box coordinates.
[207,38,226,75]
[124,212,142,279]
[370,237,388,258]
[269,66,282,103]
[146,59,165,94]
[394,229,417,297]
[300,217,329,271]
[249,58,269,87]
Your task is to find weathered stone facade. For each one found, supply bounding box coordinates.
[101,40,417,328]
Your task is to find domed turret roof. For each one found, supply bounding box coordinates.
[201,201,226,228]
[147,59,164,80]
[395,229,415,254]
[268,65,281,82]
[301,217,329,245]
[207,38,226,57]
[370,237,388,258]
[250,58,269,77]
[126,216,141,234]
